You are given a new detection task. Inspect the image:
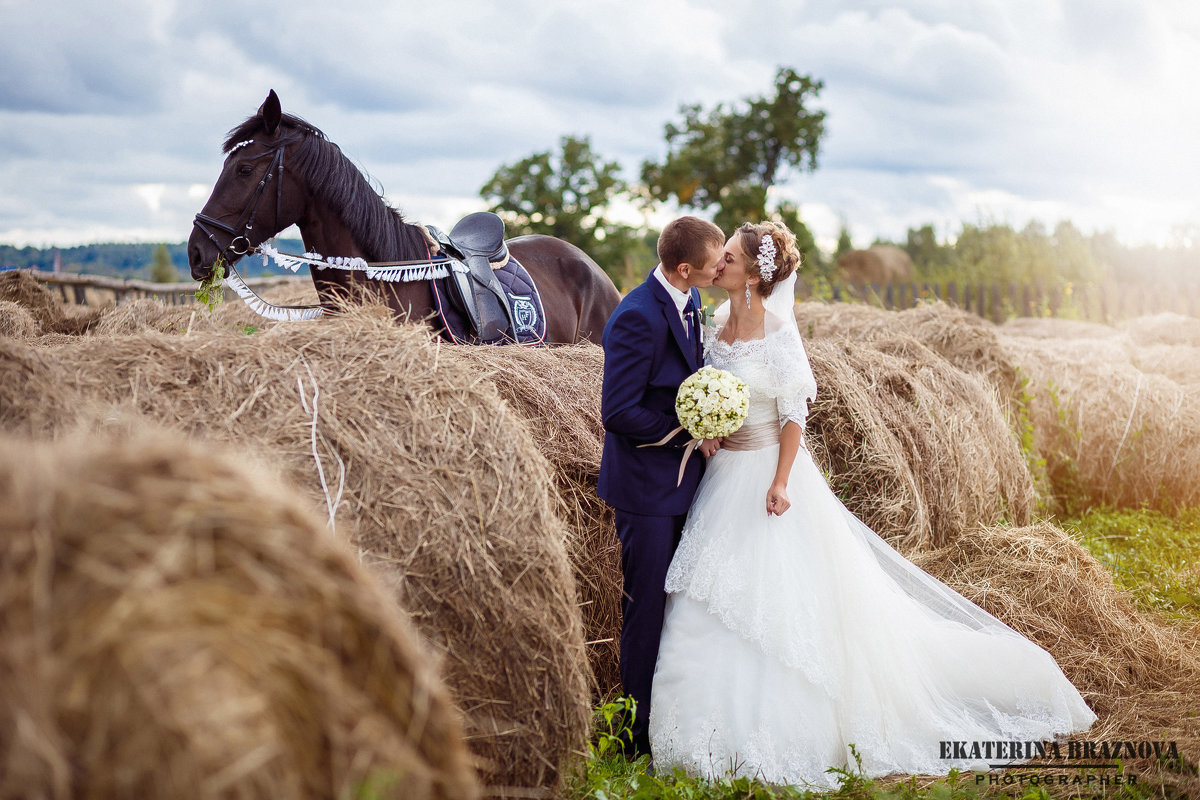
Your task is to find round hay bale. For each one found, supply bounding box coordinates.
[1002,316,1124,340]
[805,336,1034,552]
[447,342,623,699]
[835,245,914,284]
[2,311,591,795]
[999,335,1200,511]
[911,523,1200,762]
[0,270,65,329]
[91,298,197,335]
[1130,342,1200,387]
[0,430,478,800]
[799,301,1021,405]
[0,299,39,339]
[0,339,82,436]
[796,300,891,340]
[1120,312,1200,347]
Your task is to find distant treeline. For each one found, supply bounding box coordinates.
[3,223,1197,289]
[872,221,1200,288]
[0,241,305,280]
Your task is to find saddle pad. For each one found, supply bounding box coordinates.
[430,254,548,346]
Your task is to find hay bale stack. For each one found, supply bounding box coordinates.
[0,340,81,436]
[799,301,1021,402]
[804,337,1034,552]
[912,523,1200,762]
[0,314,591,795]
[0,270,64,330]
[1001,316,1125,340]
[1120,312,1200,347]
[0,270,101,335]
[90,298,197,335]
[0,431,478,800]
[796,300,891,340]
[447,342,622,698]
[0,300,39,339]
[1129,342,1200,387]
[999,335,1200,511]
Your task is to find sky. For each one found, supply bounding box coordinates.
[1,0,1198,253]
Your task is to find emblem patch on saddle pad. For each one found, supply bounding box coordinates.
[511,296,539,334]
[430,255,548,345]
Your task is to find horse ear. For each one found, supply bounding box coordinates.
[259,90,282,135]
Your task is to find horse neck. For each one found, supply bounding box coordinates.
[296,194,435,319]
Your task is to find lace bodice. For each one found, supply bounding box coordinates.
[704,314,817,428]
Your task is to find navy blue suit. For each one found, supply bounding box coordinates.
[597,270,704,757]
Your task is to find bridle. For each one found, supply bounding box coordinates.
[192,140,287,262]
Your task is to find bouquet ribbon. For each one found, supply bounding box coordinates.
[637,425,700,487]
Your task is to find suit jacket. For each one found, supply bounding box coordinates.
[597,270,705,516]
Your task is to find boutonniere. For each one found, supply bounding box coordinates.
[700,303,715,327]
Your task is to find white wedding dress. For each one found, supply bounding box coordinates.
[648,277,1096,789]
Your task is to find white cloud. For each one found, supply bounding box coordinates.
[0,0,1197,251]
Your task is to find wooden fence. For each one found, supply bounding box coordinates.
[18,269,309,308]
[799,280,1200,324]
[16,268,1200,325]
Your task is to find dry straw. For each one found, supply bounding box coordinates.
[0,310,591,796]
[999,333,1200,510]
[0,300,39,339]
[0,430,478,800]
[799,300,1021,402]
[803,336,1034,552]
[913,522,1200,784]
[444,342,623,699]
[0,271,101,335]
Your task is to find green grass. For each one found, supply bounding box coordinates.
[561,698,1177,800]
[566,499,1200,800]
[1064,506,1200,623]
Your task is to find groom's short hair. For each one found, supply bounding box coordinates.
[659,216,725,273]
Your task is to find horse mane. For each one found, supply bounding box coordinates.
[222,113,430,262]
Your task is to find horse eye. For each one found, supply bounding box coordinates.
[237,164,254,176]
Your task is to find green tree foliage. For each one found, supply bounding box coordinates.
[903,221,1120,285]
[834,225,854,263]
[774,203,830,281]
[148,243,178,283]
[641,67,826,234]
[480,135,650,285]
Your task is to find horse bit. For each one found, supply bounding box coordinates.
[192,139,286,262]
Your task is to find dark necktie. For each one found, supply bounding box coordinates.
[683,297,700,360]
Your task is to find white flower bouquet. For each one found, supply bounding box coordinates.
[675,365,750,440]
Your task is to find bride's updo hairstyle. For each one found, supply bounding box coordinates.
[735,221,802,298]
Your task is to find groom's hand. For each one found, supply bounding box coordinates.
[699,437,722,457]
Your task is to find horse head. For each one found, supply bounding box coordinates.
[188,90,311,281]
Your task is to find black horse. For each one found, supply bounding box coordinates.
[188,91,620,344]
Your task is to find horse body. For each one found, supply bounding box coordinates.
[188,91,619,344]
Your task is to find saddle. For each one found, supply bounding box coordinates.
[426,212,518,342]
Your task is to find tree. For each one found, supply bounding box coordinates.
[774,203,829,281]
[834,226,854,263]
[641,67,826,233]
[480,135,649,285]
[148,243,178,283]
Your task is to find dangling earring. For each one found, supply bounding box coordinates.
[745,284,752,309]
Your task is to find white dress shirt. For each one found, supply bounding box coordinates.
[653,263,694,336]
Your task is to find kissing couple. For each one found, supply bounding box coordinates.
[596,216,1096,787]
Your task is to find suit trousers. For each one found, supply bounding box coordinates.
[614,507,687,757]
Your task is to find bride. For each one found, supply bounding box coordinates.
[647,221,1096,788]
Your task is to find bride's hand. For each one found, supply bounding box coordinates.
[699,437,722,457]
[766,481,790,516]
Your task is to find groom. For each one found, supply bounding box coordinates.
[597,215,725,759]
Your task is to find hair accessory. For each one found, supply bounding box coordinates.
[756,233,777,282]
